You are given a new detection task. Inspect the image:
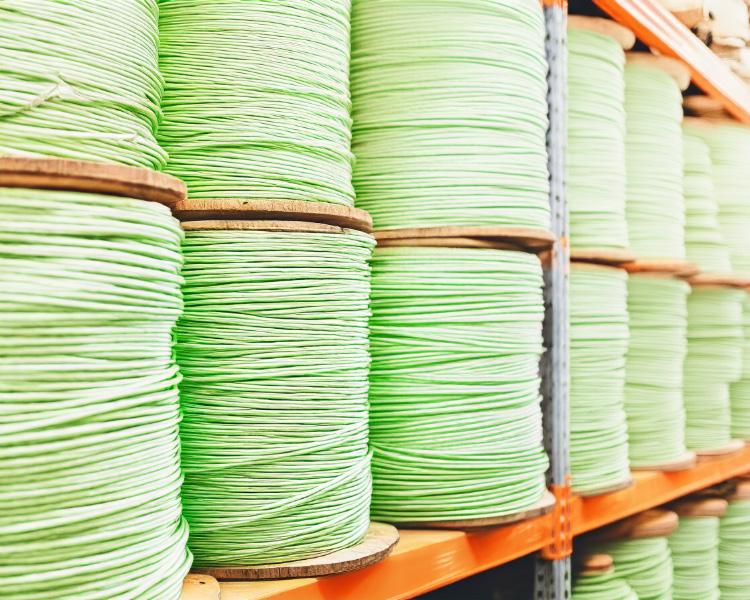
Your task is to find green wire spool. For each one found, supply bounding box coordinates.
[682,123,732,274]
[684,285,744,451]
[158,1,355,205]
[572,563,638,600]
[719,493,750,599]
[368,246,549,523]
[669,515,721,599]
[350,0,550,230]
[567,25,629,250]
[730,294,750,440]
[569,264,631,494]
[0,0,166,169]
[0,187,191,598]
[597,538,674,600]
[624,59,686,260]
[175,226,374,567]
[624,274,691,467]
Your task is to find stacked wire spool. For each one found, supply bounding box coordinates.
[571,554,637,600]
[351,0,555,526]
[730,296,750,440]
[0,1,192,597]
[157,0,397,578]
[719,481,750,598]
[668,497,727,600]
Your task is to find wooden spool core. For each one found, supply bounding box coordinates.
[374,226,555,253]
[174,198,373,233]
[570,247,637,266]
[181,574,220,600]
[0,157,186,207]
[626,52,692,91]
[394,490,556,531]
[578,478,635,498]
[632,451,697,472]
[624,258,700,277]
[597,509,679,541]
[671,498,729,518]
[729,481,750,501]
[568,15,636,49]
[578,553,614,576]
[696,439,745,458]
[687,273,750,288]
[193,522,398,581]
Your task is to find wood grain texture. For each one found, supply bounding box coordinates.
[696,439,746,457]
[0,157,186,207]
[376,237,533,251]
[595,509,679,540]
[570,247,636,266]
[181,574,220,600]
[374,225,555,253]
[670,497,728,517]
[626,52,692,90]
[181,220,350,235]
[568,15,636,49]
[631,452,697,472]
[174,198,373,233]
[193,522,398,581]
[623,258,700,277]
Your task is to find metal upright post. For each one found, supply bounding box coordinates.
[535,1,571,599]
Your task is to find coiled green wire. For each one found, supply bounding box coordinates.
[567,28,628,250]
[569,265,631,494]
[669,515,720,600]
[730,294,750,439]
[0,0,166,169]
[625,274,690,466]
[175,229,374,566]
[682,123,732,274]
[596,538,674,600]
[350,0,550,230]
[0,188,190,599]
[158,0,355,204]
[684,286,744,450]
[572,567,638,600]
[719,498,750,599]
[368,247,549,522]
[624,64,685,260]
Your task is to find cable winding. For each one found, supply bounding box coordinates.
[0,188,190,598]
[596,538,674,600]
[625,274,690,466]
[572,567,638,600]
[175,229,374,566]
[350,0,550,230]
[567,28,628,250]
[0,0,166,168]
[569,265,631,494]
[730,294,750,439]
[368,247,548,522]
[668,515,721,600]
[158,0,355,204]
[719,498,750,599]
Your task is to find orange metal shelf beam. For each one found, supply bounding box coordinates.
[593,0,750,123]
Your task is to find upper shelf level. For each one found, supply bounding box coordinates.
[593,0,750,123]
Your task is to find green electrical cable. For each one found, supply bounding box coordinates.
[730,294,750,440]
[0,0,166,169]
[569,265,631,494]
[700,123,750,277]
[175,229,374,567]
[157,0,355,205]
[684,286,744,450]
[572,567,638,600]
[625,274,690,467]
[350,0,550,230]
[668,515,721,600]
[596,538,674,600]
[682,123,732,274]
[624,63,685,260]
[719,498,750,599]
[567,28,628,250]
[368,247,549,522]
[0,188,190,599]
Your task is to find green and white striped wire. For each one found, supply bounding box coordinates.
[700,123,750,277]
[175,229,374,566]
[572,567,638,600]
[669,515,721,600]
[682,123,732,274]
[596,538,674,600]
[684,286,744,451]
[569,265,631,494]
[567,27,628,250]
[624,62,685,260]
[0,188,190,599]
[350,0,550,230]
[158,0,355,204]
[368,247,549,522]
[719,498,750,599]
[624,274,690,467]
[0,0,166,169]
[730,294,750,440]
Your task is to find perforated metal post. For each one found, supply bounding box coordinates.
[534,2,571,599]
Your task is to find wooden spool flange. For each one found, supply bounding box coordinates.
[728,481,750,501]
[181,574,220,600]
[568,16,636,49]
[684,96,733,120]
[570,248,637,266]
[394,490,556,531]
[577,478,635,498]
[174,198,373,233]
[696,439,745,458]
[631,451,697,472]
[670,498,729,518]
[687,273,750,288]
[578,553,614,577]
[0,157,186,207]
[193,522,398,581]
[595,509,679,541]
[624,258,700,277]
[374,226,555,254]
[626,53,692,91]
